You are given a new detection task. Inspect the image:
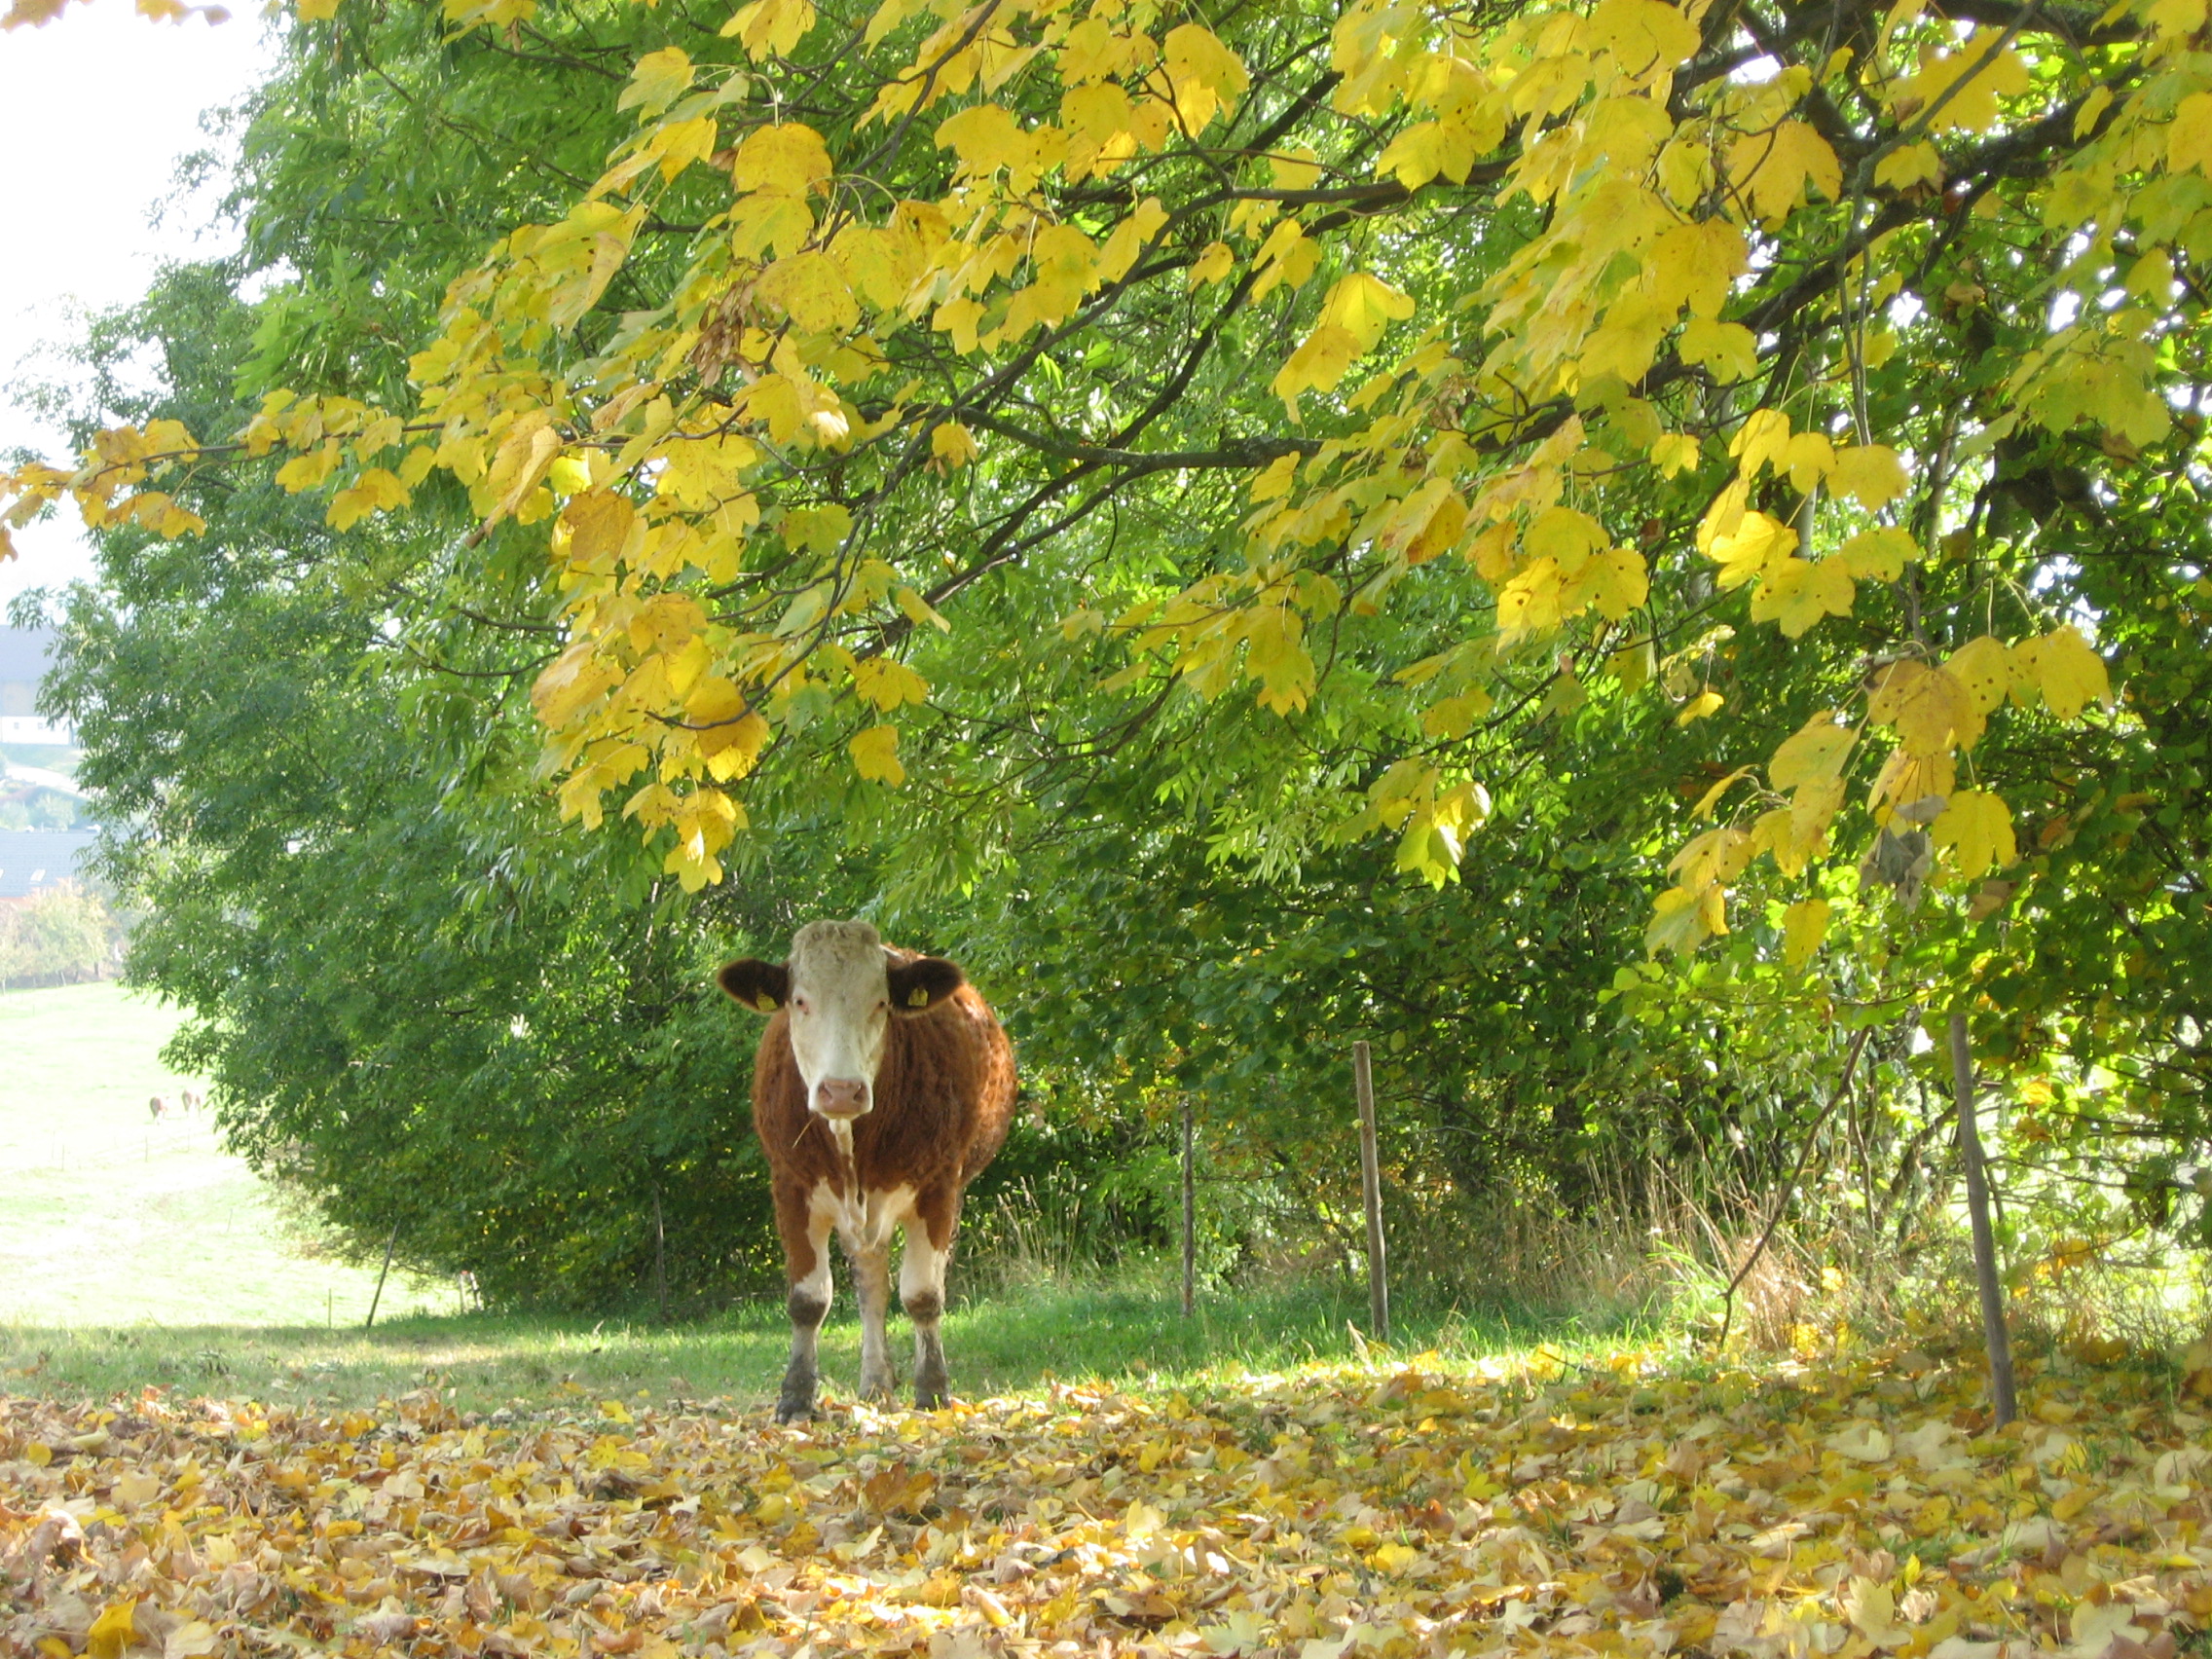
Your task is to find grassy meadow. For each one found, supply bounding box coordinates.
[0,980,442,1331]
[0,979,1627,1418]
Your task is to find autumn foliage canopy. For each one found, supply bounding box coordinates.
[1,0,2207,1172]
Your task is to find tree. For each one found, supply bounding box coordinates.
[7,0,2207,1291]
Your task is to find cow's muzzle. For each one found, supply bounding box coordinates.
[814,1078,870,1120]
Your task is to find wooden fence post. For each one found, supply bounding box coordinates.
[364,1222,399,1331]
[1948,1010,2018,1425]
[1181,1098,1196,1318]
[653,1185,669,1323]
[1353,1040,1389,1346]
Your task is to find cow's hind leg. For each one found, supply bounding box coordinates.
[900,1199,956,1410]
[777,1184,833,1423]
[848,1223,896,1404]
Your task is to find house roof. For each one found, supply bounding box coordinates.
[0,829,96,899]
[0,627,56,686]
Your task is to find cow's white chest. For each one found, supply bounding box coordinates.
[809,1175,916,1255]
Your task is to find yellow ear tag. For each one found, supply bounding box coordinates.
[908,985,931,1008]
[757,993,778,1013]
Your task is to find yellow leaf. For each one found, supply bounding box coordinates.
[1585,546,1648,620]
[722,0,815,59]
[1691,765,1754,819]
[1671,825,1753,888]
[1162,23,1249,130]
[1272,324,1363,412]
[895,585,950,631]
[1657,135,1714,204]
[1933,789,2016,879]
[2170,92,2212,174]
[1421,685,1494,738]
[1705,509,1796,590]
[853,655,929,710]
[1838,526,1915,580]
[731,123,833,196]
[1898,33,2030,132]
[1678,317,1758,382]
[618,47,694,118]
[563,491,638,566]
[1524,505,1607,570]
[757,250,860,334]
[1874,141,1941,190]
[1644,884,1714,956]
[850,723,905,785]
[1780,430,1834,495]
[1318,272,1416,350]
[1496,557,1564,639]
[274,442,342,494]
[1828,444,1908,508]
[1729,407,1793,480]
[1250,452,1299,502]
[1771,713,1856,790]
[1750,555,1855,637]
[534,639,621,729]
[87,1600,135,1659]
[1188,240,1235,288]
[652,115,721,183]
[295,0,339,18]
[1946,634,2013,715]
[1371,1541,1421,1574]
[1676,688,1723,725]
[1782,898,1830,971]
[2013,624,2111,719]
[325,467,409,531]
[1646,219,1748,318]
[490,422,563,524]
[1586,0,1702,72]
[1630,439,1694,495]
[687,681,773,779]
[1868,660,1981,754]
[931,422,979,469]
[1726,121,1841,222]
[937,102,1026,177]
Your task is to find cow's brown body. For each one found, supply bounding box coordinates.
[754,966,1015,1275]
[722,924,1016,1420]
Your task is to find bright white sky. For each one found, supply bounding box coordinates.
[0,2,274,609]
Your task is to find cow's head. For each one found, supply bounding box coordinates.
[718,920,965,1121]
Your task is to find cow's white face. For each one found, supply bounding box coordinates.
[719,920,966,1122]
[784,920,895,1120]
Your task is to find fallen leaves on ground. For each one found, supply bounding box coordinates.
[5,1339,2211,1658]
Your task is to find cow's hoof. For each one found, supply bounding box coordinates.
[859,1369,896,1403]
[775,1395,816,1424]
[913,1377,947,1411]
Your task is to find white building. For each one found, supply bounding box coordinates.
[0,626,72,747]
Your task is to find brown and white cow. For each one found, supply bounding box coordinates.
[719,919,1015,1421]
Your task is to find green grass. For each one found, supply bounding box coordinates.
[0,979,1647,1418]
[0,980,441,1328]
[0,1277,1631,1416]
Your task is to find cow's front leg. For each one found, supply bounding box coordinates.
[900,1202,955,1410]
[848,1221,896,1403]
[776,1183,834,1423]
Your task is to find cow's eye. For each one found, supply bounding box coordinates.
[793,996,810,1014]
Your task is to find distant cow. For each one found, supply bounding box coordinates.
[180,1087,205,1114]
[719,919,1015,1421]
[148,1094,177,1121]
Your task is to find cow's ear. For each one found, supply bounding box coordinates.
[886,955,964,1014]
[718,959,790,1014]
